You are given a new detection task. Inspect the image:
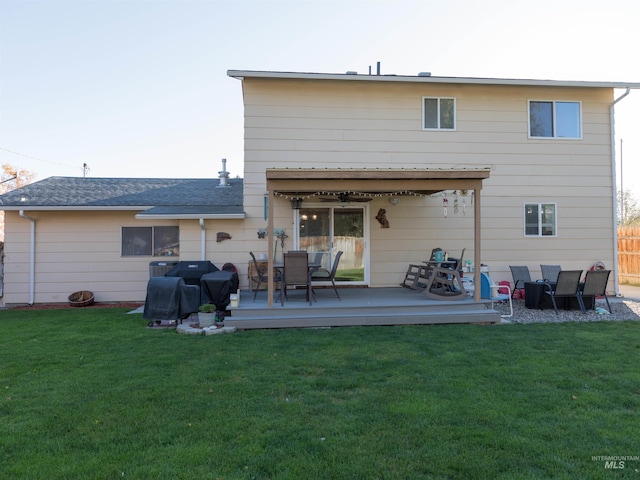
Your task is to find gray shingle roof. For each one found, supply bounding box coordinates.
[0,177,244,217]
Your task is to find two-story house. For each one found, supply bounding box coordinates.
[229,70,639,304]
[0,70,638,306]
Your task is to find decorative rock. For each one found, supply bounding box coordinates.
[176,323,236,335]
[204,326,237,336]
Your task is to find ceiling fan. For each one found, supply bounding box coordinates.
[316,192,372,203]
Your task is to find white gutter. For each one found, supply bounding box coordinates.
[610,87,631,297]
[19,210,36,305]
[199,218,206,261]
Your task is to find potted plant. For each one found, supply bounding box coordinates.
[198,304,217,327]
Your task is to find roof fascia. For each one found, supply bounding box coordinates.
[134,213,246,220]
[228,70,640,89]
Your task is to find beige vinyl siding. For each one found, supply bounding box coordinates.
[2,211,248,305]
[241,78,615,286]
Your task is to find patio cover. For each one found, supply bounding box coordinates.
[264,168,491,306]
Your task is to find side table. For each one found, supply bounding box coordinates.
[524,281,545,309]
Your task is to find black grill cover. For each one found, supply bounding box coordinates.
[164,261,219,285]
[200,271,239,311]
[143,276,201,320]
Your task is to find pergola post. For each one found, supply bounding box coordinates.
[267,183,275,307]
[474,187,481,302]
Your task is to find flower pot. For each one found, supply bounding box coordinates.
[198,312,216,327]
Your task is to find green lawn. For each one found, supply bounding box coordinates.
[2,308,640,479]
[335,267,364,282]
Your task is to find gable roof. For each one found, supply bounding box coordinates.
[228,70,640,90]
[0,177,245,219]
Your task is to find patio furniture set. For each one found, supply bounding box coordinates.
[249,250,343,306]
[510,265,612,315]
[401,247,513,317]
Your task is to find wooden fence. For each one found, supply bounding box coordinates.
[618,226,640,286]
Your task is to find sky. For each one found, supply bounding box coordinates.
[1,0,639,195]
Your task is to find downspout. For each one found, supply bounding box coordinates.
[19,210,36,305]
[199,218,206,261]
[610,87,630,297]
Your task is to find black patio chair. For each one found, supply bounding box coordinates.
[579,269,612,313]
[509,265,532,298]
[542,270,583,315]
[311,251,343,299]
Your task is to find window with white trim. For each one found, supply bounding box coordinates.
[121,226,179,256]
[529,101,581,138]
[423,97,455,130]
[525,203,556,237]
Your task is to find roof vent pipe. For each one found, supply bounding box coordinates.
[218,158,230,187]
[377,61,381,75]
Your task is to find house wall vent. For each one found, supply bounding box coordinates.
[149,261,179,278]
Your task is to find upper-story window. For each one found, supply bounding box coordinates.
[529,101,581,138]
[423,97,455,130]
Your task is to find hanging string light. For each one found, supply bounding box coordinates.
[272,189,474,218]
[272,190,429,200]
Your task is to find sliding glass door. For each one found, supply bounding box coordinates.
[297,205,367,284]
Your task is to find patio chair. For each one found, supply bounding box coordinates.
[579,269,612,313]
[542,270,583,315]
[423,250,467,301]
[509,265,532,298]
[480,272,513,318]
[400,247,443,290]
[310,251,324,266]
[448,248,466,271]
[281,251,314,306]
[311,251,343,299]
[249,252,282,301]
[540,264,562,284]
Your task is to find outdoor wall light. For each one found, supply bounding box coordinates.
[290,198,303,210]
[389,197,400,206]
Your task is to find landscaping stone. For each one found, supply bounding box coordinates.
[176,322,236,335]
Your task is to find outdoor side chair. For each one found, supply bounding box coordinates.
[540,264,562,284]
[509,265,532,298]
[249,251,282,301]
[579,269,612,313]
[281,251,314,306]
[311,250,343,299]
[542,269,583,314]
[480,272,513,318]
